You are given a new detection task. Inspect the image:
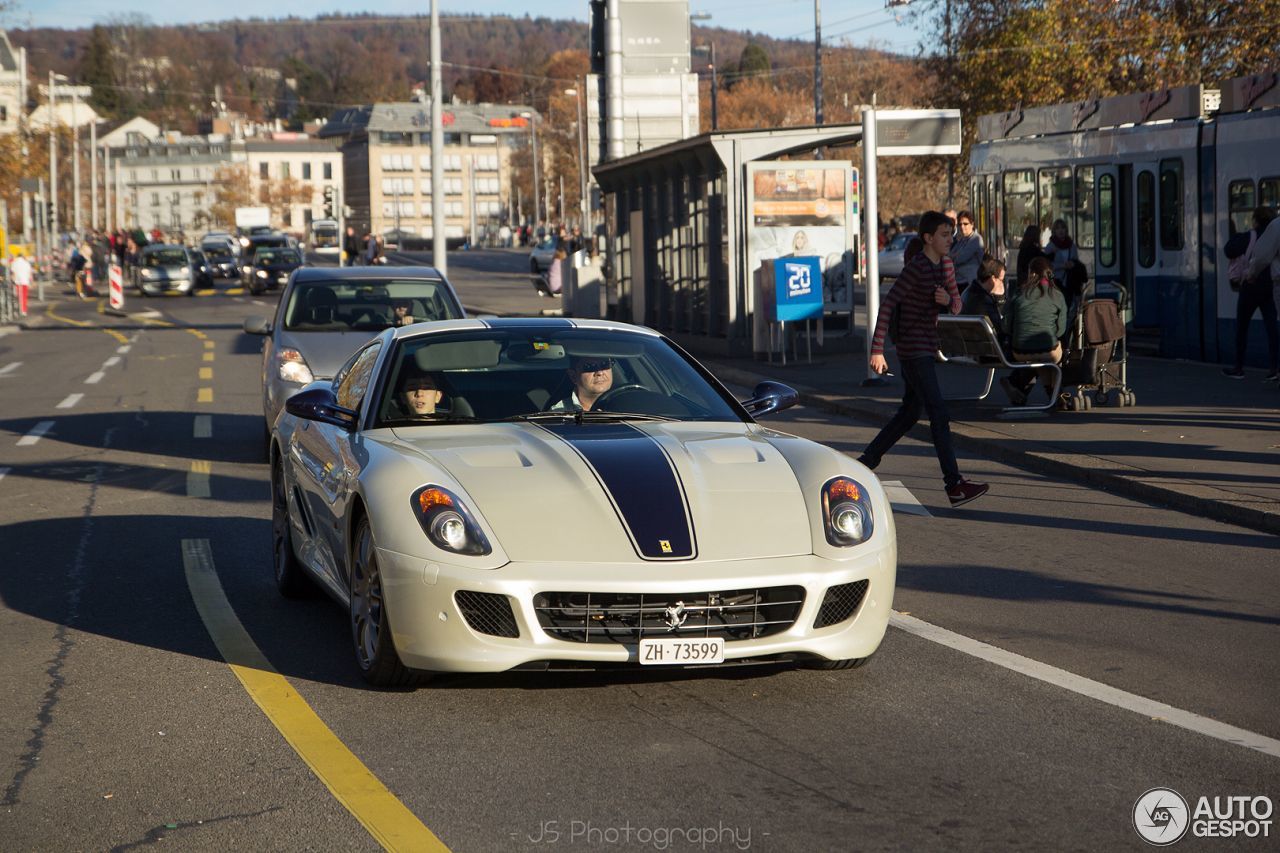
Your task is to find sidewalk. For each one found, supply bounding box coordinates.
[689,342,1280,537]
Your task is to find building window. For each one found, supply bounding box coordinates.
[323,162,333,180]
[171,168,181,181]
[445,177,464,195]
[302,162,312,180]
[259,162,269,179]
[446,155,462,172]
[1158,158,1183,250]
[380,153,413,172]
[151,192,160,206]
[151,169,159,182]
[281,162,291,179]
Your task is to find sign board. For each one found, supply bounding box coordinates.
[234,206,271,229]
[618,0,691,75]
[876,110,962,155]
[109,264,124,310]
[773,257,823,321]
[20,178,40,193]
[745,161,856,314]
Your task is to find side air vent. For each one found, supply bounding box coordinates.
[454,591,520,638]
[814,580,869,629]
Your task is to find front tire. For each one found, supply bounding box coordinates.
[804,655,873,671]
[349,515,424,688]
[272,454,312,598]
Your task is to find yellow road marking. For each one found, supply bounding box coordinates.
[45,302,130,343]
[203,352,215,362]
[198,388,213,403]
[226,287,246,295]
[181,539,447,851]
[187,329,208,340]
[187,460,211,498]
[204,340,215,349]
[199,367,213,380]
[140,317,174,327]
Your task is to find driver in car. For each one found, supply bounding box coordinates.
[392,299,417,327]
[549,356,614,412]
[392,368,444,419]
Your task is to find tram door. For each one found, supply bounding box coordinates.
[1127,162,1161,327]
[1092,166,1127,320]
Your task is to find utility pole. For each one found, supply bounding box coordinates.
[814,0,824,125]
[572,82,589,229]
[48,71,58,243]
[91,120,99,231]
[72,87,81,234]
[430,0,447,276]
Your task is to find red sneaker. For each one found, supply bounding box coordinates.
[946,479,989,508]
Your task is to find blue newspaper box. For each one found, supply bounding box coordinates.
[773,257,824,322]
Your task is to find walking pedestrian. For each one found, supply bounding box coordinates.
[11,252,32,316]
[1227,206,1280,380]
[859,210,990,507]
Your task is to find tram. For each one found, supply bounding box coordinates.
[969,72,1280,364]
[309,218,341,256]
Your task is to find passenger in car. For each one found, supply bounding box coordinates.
[548,356,614,412]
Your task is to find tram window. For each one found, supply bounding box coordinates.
[1159,159,1184,250]
[1039,167,1073,241]
[1228,180,1256,235]
[1003,170,1035,250]
[1098,173,1116,268]
[1075,167,1096,250]
[1261,177,1280,211]
[1137,170,1157,268]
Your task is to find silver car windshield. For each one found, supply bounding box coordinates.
[375,329,746,426]
[145,250,187,267]
[283,279,461,332]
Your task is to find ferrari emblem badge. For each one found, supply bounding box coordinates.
[659,539,672,554]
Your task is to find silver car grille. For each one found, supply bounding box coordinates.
[532,587,805,644]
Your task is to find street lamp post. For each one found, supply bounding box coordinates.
[690,14,719,131]
[48,71,59,242]
[520,110,541,228]
[565,85,589,230]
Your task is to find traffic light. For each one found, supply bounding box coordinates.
[323,186,334,218]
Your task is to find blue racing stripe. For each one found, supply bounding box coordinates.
[542,422,695,560]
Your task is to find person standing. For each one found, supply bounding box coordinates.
[859,210,990,507]
[1228,206,1279,381]
[949,210,985,290]
[11,252,32,316]
[343,225,359,267]
[1044,219,1079,285]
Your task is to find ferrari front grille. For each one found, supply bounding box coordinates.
[454,591,520,638]
[532,587,805,644]
[813,580,869,629]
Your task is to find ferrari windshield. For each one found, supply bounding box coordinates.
[283,278,462,332]
[375,328,746,425]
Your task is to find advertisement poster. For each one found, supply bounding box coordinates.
[746,163,855,314]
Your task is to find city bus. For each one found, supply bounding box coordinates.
[968,72,1279,365]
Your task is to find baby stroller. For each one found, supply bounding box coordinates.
[1056,279,1135,410]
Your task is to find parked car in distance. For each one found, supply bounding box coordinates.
[877,231,918,281]
[529,235,558,274]
[133,244,195,296]
[242,266,466,441]
[243,247,305,295]
[265,318,895,687]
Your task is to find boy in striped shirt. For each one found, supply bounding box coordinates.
[859,210,990,507]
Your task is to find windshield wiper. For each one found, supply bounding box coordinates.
[495,411,676,424]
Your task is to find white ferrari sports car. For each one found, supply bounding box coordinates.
[270,318,897,686]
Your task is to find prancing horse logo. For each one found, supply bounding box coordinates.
[662,602,688,631]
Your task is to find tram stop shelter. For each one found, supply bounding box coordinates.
[592,113,959,360]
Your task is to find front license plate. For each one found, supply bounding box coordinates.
[638,637,725,665]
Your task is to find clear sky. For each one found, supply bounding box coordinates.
[10,0,924,56]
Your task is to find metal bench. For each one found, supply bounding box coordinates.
[935,315,1061,416]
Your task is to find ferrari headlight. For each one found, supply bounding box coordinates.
[411,485,491,556]
[276,348,314,384]
[822,476,874,546]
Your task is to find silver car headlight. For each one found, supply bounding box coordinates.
[256,269,269,278]
[140,268,155,278]
[821,476,874,546]
[411,486,491,556]
[276,347,314,384]
[179,267,190,276]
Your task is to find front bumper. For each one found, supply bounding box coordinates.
[138,277,192,294]
[378,548,896,673]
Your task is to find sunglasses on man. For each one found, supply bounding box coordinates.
[574,359,613,373]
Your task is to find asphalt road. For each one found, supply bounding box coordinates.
[1,256,1276,851]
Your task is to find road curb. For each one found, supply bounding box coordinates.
[707,361,1280,537]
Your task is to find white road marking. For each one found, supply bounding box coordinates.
[0,467,9,481]
[187,460,211,498]
[193,415,212,438]
[116,345,131,354]
[890,612,1280,759]
[17,421,55,446]
[0,361,22,376]
[84,371,105,384]
[103,356,121,367]
[57,393,85,409]
[882,480,933,517]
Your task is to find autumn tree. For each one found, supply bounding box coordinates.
[209,165,254,230]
